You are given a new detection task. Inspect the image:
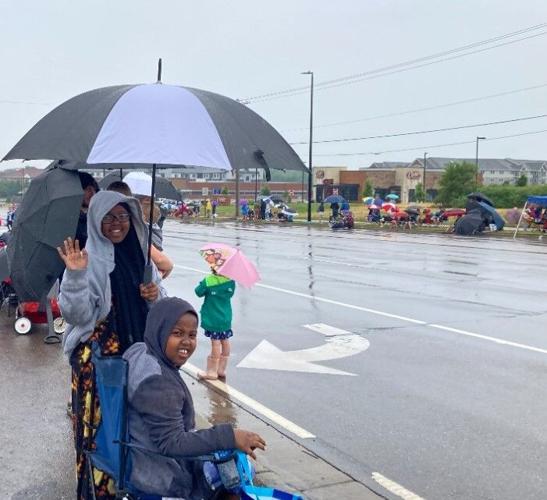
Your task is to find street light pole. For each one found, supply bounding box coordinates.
[302,70,314,222]
[423,152,427,202]
[475,136,486,187]
[255,166,258,202]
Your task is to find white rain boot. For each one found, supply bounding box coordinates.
[217,355,229,379]
[198,356,219,380]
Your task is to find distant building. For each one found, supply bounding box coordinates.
[312,158,547,204]
[407,157,547,186]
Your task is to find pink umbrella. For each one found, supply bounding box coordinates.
[382,202,396,211]
[369,203,379,210]
[199,242,260,288]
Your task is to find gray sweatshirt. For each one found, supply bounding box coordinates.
[123,297,235,498]
[60,191,166,356]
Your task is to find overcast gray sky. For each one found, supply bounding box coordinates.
[1,0,546,170]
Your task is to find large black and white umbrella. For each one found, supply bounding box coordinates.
[3,81,307,281]
[3,83,305,173]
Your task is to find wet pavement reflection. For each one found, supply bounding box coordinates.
[204,385,238,427]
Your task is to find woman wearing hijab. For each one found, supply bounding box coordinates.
[57,190,166,500]
[123,297,266,499]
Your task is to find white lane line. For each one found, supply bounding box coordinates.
[175,264,547,356]
[372,472,425,500]
[429,324,547,355]
[182,362,316,440]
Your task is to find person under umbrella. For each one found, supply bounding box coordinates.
[195,262,236,381]
[57,190,166,500]
[75,172,100,248]
[123,297,266,499]
[122,172,174,279]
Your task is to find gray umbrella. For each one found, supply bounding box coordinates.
[0,247,10,282]
[98,171,182,201]
[454,210,484,236]
[7,166,82,300]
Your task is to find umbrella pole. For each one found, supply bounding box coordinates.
[142,164,157,284]
[513,201,527,239]
[147,164,157,265]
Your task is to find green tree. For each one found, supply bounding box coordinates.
[436,161,477,207]
[516,174,528,186]
[362,180,374,197]
[221,186,229,195]
[0,181,23,200]
[414,182,425,202]
[260,186,271,196]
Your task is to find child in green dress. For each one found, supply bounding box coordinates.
[195,268,236,380]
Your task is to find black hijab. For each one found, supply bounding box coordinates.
[144,297,198,370]
[109,219,148,352]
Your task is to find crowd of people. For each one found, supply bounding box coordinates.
[522,204,547,231]
[35,172,267,499]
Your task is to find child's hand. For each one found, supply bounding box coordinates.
[140,282,159,302]
[234,429,266,460]
[57,237,88,271]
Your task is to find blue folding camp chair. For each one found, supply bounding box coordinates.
[87,343,302,500]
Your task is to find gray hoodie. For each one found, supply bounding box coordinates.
[123,297,235,498]
[60,190,166,356]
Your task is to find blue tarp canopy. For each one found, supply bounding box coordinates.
[526,195,547,206]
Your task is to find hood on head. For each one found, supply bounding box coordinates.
[85,191,148,263]
[144,297,198,367]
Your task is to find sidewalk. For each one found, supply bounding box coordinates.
[185,371,383,500]
[0,317,383,499]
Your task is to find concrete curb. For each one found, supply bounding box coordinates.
[184,371,384,500]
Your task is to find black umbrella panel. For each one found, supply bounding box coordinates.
[7,167,82,300]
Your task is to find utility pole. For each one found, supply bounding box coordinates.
[423,152,427,202]
[301,71,314,222]
[475,136,486,188]
[254,166,258,202]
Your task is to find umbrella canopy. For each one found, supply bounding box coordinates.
[323,195,346,204]
[362,197,374,205]
[477,201,505,230]
[466,192,494,207]
[200,243,260,288]
[98,171,181,201]
[381,202,396,211]
[7,166,82,300]
[0,247,9,282]
[3,83,306,173]
[454,211,484,235]
[385,193,399,200]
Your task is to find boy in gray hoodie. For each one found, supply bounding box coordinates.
[123,297,266,498]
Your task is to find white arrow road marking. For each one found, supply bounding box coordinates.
[237,323,369,376]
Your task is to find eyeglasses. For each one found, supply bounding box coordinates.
[102,212,130,224]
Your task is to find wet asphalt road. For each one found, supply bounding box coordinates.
[162,220,547,500]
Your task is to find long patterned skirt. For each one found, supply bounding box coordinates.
[70,318,121,500]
